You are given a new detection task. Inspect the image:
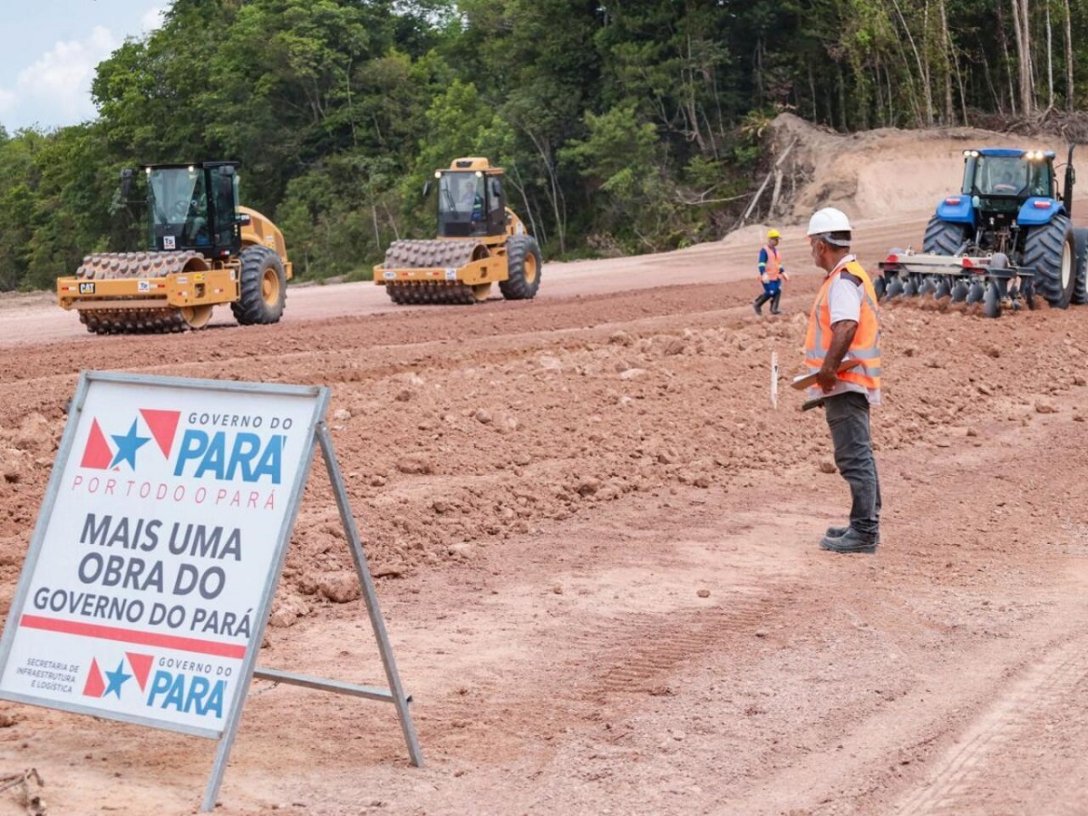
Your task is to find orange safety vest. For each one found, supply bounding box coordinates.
[761,245,782,281]
[804,257,881,392]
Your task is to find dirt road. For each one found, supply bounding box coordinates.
[2,196,1088,816]
[3,208,938,346]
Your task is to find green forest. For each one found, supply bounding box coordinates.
[0,0,1084,290]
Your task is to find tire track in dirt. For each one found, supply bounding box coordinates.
[589,587,786,696]
[894,630,1088,816]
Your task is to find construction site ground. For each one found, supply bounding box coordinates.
[2,123,1088,815]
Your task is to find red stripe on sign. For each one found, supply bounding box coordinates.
[19,615,246,659]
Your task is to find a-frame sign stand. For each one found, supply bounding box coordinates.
[203,422,423,811]
[0,373,422,814]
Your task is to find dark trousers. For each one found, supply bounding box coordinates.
[754,280,781,313]
[824,391,881,537]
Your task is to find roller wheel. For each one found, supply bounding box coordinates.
[1072,226,1088,304]
[499,235,542,300]
[922,216,967,255]
[1022,214,1075,308]
[232,246,287,325]
[180,304,214,329]
[885,276,904,299]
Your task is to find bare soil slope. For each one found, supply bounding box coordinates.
[1,120,1087,815]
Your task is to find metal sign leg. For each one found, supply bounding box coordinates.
[317,424,424,767]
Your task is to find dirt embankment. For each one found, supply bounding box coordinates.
[765,112,1076,225]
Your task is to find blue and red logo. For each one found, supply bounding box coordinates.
[82,651,153,699]
[80,410,180,472]
[78,409,284,485]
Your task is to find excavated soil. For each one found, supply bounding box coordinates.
[2,120,1088,815]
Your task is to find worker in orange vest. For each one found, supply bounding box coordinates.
[803,207,882,554]
[753,229,788,315]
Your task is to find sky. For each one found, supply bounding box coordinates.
[0,0,165,133]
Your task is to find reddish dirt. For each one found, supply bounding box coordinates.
[3,125,1088,813]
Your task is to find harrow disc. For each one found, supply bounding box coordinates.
[966,280,985,304]
[983,281,1002,318]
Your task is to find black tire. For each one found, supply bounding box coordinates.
[1022,214,1075,308]
[499,235,542,300]
[922,216,967,255]
[1072,226,1088,305]
[231,246,287,325]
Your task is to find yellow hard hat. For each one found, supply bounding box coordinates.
[767,229,781,240]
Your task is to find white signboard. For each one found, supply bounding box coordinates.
[0,373,326,738]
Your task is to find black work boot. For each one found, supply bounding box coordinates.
[770,291,782,314]
[819,528,878,554]
[825,525,881,545]
[753,293,770,315]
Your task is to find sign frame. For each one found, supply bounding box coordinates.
[0,371,422,811]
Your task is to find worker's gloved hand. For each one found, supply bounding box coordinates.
[760,274,769,285]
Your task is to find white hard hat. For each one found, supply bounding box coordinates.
[806,207,852,236]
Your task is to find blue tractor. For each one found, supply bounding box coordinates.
[879,147,1086,317]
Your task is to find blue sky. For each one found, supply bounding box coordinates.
[0,0,165,132]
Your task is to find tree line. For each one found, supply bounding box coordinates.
[0,0,1084,291]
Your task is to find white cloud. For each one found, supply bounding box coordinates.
[12,26,120,128]
[0,87,15,116]
[140,6,166,33]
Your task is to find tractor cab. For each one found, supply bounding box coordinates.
[962,148,1055,203]
[124,161,247,260]
[435,158,507,238]
[936,147,1074,232]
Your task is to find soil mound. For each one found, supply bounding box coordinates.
[767,112,1071,224]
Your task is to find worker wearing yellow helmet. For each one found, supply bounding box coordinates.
[753,228,789,315]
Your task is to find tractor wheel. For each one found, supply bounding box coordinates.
[232,246,287,325]
[922,216,966,255]
[1072,226,1088,305]
[499,235,542,300]
[1022,214,1075,308]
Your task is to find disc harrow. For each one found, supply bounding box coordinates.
[73,250,209,333]
[380,240,490,305]
[877,250,1035,319]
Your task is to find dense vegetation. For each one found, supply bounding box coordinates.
[0,0,1084,289]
